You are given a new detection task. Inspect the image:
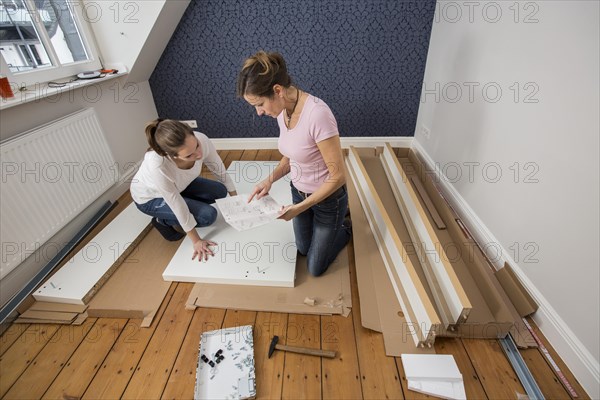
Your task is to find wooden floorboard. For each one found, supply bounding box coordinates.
[3,318,97,399]
[520,347,572,399]
[281,314,322,399]
[435,337,488,399]
[321,314,363,399]
[269,149,283,161]
[347,243,404,399]
[254,312,288,399]
[256,149,271,161]
[240,149,259,161]
[223,150,244,169]
[121,283,195,399]
[0,324,29,356]
[462,338,525,399]
[0,150,591,400]
[81,283,177,399]
[221,309,257,329]
[42,318,127,399]
[523,317,590,400]
[161,307,226,400]
[0,324,61,397]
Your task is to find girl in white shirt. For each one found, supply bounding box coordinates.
[130,119,236,261]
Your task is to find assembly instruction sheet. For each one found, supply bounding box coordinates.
[215,194,283,231]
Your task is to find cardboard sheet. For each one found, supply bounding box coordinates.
[25,302,88,313]
[19,310,78,321]
[495,262,538,317]
[87,228,175,327]
[186,246,351,317]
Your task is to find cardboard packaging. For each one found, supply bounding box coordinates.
[347,147,535,355]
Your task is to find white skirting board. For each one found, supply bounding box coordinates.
[162,161,296,287]
[33,202,152,305]
[211,136,414,150]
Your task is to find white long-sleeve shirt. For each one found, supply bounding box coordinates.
[130,131,235,232]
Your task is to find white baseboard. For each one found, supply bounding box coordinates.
[412,140,599,400]
[211,136,414,150]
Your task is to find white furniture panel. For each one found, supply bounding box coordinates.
[162,161,297,287]
[34,202,151,305]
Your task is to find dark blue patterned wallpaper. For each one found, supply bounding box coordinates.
[150,1,436,138]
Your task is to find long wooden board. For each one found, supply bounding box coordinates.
[347,147,440,348]
[381,143,471,328]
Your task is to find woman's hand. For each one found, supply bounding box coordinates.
[248,180,272,202]
[278,204,302,221]
[192,239,217,262]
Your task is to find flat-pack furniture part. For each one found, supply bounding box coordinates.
[381,143,471,329]
[347,147,441,348]
[162,161,296,288]
[347,146,527,353]
[33,202,152,305]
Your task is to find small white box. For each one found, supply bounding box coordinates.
[195,325,256,399]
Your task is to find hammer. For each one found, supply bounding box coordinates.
[268,335,336,359]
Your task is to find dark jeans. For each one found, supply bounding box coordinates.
[292,183,351,277]
[135,177,227,228]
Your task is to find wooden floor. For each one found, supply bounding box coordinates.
[0,150,590,400]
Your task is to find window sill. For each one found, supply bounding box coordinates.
[0,71,128,111]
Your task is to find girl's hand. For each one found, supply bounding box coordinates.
[278,204,301,221]
[192,239,217,262]
[248,180,272,202]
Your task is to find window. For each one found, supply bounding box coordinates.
[0,0,102,87]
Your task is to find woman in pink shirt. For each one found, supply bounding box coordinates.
[239,51,352,276]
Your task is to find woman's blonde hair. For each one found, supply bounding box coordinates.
[145,119,193,157]
[236,51,292,98]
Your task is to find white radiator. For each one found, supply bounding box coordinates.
[1,109,116,279]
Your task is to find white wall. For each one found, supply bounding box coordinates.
[415,1,599,397]
[84,0,190,82]
[0,77,158,307]
[0,0,191,308]
[83,0,164,73]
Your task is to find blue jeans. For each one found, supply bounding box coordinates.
[135,177,227,228]
[292,183,351,277]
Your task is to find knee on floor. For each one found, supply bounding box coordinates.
[306,260,328,277]
[196,206,218,227]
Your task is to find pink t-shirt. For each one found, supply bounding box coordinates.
[277,95,339,193]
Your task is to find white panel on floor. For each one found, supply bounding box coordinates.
[401,354,466,400]
[162,161,297,287]
[33,202,152,305]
